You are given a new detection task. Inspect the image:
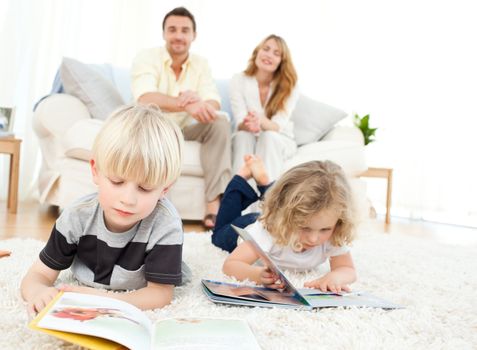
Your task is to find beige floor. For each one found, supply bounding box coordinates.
[1,200,476,246]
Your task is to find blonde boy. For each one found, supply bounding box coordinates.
[21,104,185,314]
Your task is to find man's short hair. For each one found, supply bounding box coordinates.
[92,104,184,188]
[162,7,196,32]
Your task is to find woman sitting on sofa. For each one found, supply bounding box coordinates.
[229,34,299,181]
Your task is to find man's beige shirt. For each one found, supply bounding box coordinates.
[131,47,221,128]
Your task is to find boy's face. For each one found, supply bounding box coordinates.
[91,160,168,233]
[297,209,339,251]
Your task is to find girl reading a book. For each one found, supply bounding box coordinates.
[214,155,357,293]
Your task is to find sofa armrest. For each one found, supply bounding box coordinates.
[33,94,91,139]
[321,126,364,145]
[62,119,104,161]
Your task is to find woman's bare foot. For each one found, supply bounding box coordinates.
[247,155,270,186]
[237,155,254,180]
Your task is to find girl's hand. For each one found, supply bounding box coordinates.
[259,267,285,289]
[27,286,60,316]
[304,272,351,293]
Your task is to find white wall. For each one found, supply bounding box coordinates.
[1,0,476,225]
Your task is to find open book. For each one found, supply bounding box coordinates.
[29,292,261,350]
[202,225,402,310]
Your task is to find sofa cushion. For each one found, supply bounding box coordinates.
[291,95,347,146]
[181,141,203,176]
[62,119,103,161]
[60,57,125,120]
[284,140,366,177]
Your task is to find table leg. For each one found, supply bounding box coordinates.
[385,169,393,225]
[7,143,20,214]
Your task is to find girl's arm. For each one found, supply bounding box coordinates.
[61,282,174,311]
[304,252,357,293]
[21,259,61,316]
[223,241,281,287]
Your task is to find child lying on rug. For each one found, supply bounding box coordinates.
[21,104,188,315]
[213,155,357,293]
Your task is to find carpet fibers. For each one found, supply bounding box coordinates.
[0,229,476,350]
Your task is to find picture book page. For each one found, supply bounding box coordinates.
[152,318,261,350]
[202,280,304,306]
[299,289,403,309]
[232,225,310,306]
[36,292,153,349]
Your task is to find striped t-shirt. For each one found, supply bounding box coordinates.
[39,193,185,290]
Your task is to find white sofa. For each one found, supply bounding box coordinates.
[33,61,368,220]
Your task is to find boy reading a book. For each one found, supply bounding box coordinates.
[21,104,186,314]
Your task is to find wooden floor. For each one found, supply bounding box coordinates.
[1,201,476,246]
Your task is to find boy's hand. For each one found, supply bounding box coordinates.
[27,286,60,316]
[259,267,284,289]
[304,272,351,293]
[59,284,102,296]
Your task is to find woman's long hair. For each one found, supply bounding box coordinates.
[244,34,298,119]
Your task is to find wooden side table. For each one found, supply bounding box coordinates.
[360,167,393,224]
[0,137,22,213]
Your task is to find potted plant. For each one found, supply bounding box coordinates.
[353,114,377,145]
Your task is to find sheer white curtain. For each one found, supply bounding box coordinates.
[1,0,476,226]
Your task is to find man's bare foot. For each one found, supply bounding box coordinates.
[237,155,254,180]
[204,197,220,229]
[247,155,270,186]
[0,250,11,259]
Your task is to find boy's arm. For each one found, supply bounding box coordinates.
[21,258,61,315]
[304,252,357,292]
[223,241,281,287]
[62,282,174,310]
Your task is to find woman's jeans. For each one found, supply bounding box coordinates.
[211,175,272,253]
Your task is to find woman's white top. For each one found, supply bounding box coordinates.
[245,221,349,272]
[229,72,299,139]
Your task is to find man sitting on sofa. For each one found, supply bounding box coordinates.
[131,6,232,229]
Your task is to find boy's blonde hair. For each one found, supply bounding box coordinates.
[259,160,356,249]
[92,104,184,188]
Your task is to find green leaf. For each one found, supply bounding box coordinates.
[353,113,377,145]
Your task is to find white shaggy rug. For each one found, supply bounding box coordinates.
[1,228,476,350]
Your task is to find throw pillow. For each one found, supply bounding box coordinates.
[291,95,347,146]
[60,57,125,120]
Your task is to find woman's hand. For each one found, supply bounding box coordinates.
[259,115,279,132]
[242,112,260,133]
[304,272,352,293]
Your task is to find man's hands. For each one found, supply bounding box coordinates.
[304,271,352,294]
[177,90,201,107]
[184,101,218,123]
[178,90,218,123]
